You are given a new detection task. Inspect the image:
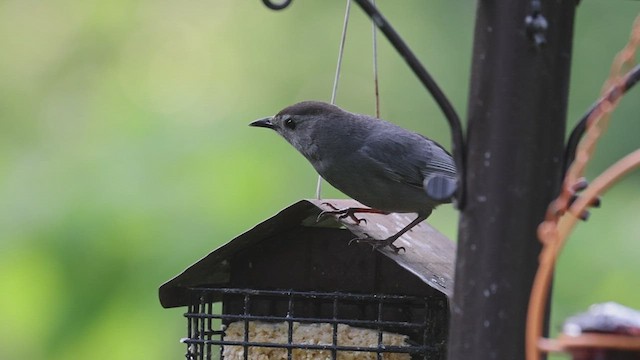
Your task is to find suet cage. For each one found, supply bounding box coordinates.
[159,199,456,360]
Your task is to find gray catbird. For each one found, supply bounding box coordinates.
[250,100,457,252]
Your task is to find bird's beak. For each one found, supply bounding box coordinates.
[249,116,275,129]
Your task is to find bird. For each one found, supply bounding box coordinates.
[250,100,457,252]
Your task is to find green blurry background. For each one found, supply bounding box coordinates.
[0,1,638,359]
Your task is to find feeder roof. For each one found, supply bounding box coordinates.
[159,199,456,308]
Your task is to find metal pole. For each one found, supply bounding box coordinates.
[448,1,577,359]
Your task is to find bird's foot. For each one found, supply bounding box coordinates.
[317,203,387,225]
[349,233,405,254]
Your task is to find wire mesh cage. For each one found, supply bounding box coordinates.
[160,200,456,360]
[183,287,448,360]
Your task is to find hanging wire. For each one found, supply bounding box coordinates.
[316,0,352,199]
[371,0,380,118]
[330,0,351,105]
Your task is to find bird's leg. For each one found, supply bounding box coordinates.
[317,203,388,225]
[352,212,429,253]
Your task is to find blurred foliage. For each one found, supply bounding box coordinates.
[0,1,638,359]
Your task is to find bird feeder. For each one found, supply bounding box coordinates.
[159,199,455,359]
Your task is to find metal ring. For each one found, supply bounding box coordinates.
[262,0,292,10]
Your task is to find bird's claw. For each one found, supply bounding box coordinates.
[317,210,368,225]
[321,202,340,211]
[317,204,369,225]
[349,234,405,254]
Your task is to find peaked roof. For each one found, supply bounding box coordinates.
[159,199,456,308]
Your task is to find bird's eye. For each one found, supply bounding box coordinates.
[284,117,296,129]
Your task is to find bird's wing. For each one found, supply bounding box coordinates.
[422,142,457,179]
[359,133,456,189]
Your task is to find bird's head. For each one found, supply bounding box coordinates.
[250,100,345,159]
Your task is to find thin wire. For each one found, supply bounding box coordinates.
[317,0,352,199]
[331,0,351,105]
[372,0,380,118]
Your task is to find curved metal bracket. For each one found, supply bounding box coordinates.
[563,63,640,175]
[261,0,467,207]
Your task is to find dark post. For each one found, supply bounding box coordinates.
[448,1,577,359]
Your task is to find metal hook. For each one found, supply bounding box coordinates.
[563,63,640,175]
[262,0,293,11]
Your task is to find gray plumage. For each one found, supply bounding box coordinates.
[250,100,456,251]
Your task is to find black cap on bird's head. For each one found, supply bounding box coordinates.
[249,101,343,130]
[249,100,345,139]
